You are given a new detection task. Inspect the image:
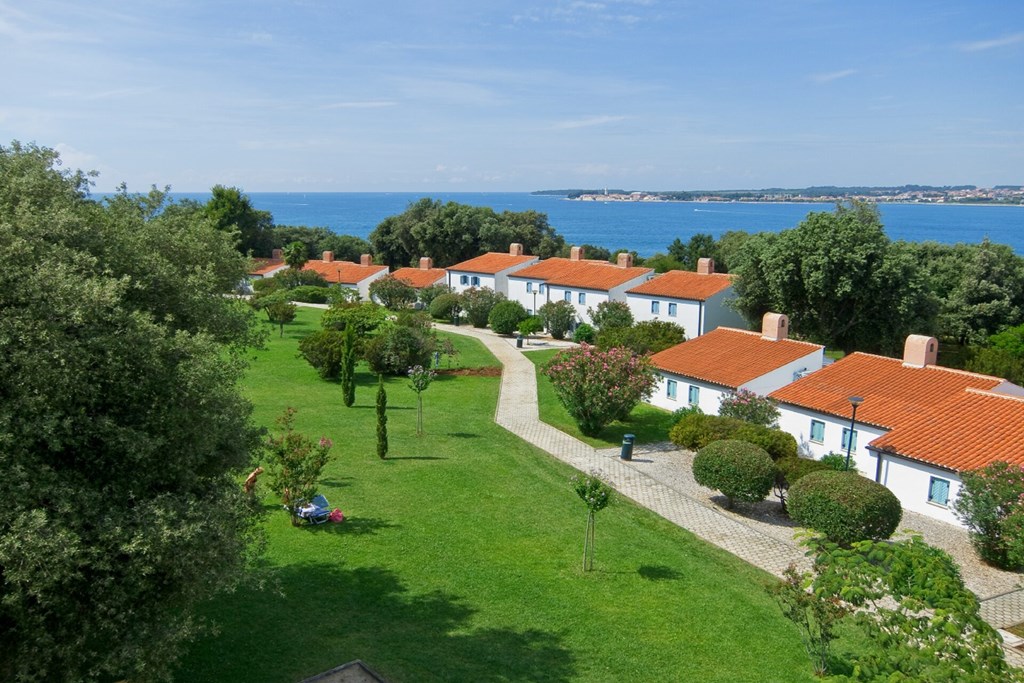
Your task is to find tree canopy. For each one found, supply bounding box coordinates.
[0,142,263,681]
[729,202,936,354]
[204,184,275,257]
[369,198,566,268]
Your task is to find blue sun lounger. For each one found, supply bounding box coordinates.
[296,494,331,524]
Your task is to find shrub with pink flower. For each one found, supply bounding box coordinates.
[718,388,780,428]
[543,343,658,436]
[265,407,335,524]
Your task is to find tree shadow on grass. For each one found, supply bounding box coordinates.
[298,517,397,536]
[637,564,684,581]
[446,432,480,439]
[382,456,449,461]
[178,563,577,683]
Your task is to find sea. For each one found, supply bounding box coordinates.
[167,192,1024,257]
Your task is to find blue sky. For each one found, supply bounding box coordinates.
[2,0,1022,191]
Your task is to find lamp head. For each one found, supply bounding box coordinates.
[849,396,864,408]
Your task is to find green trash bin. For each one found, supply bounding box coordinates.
[620,434,635,461]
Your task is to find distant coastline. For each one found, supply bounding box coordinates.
[533,186,1024,206]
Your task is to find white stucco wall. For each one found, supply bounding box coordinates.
[701,289,748,333]
[357,269,390,301]
[873,451,964,527]
[626,293,701,335]
[740,351,824,397]
[545,286,608,325]
[776,404,887,475]
[508,277,553,316]
[649,372,729,415]
[447,270,497,295]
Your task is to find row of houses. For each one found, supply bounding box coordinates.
[250,243,746,336]
[649,315,1024,527]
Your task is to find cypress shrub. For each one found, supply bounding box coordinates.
[788,470,902,545]
[692,439,775,508]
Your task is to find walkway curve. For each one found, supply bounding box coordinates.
[436,323,1024,663]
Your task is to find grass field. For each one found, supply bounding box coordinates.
[525,349,678,448]
[173,308,820,682]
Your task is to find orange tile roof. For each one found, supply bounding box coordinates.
[447,252,537,274]
[249,258,285,276]
[626,269,736,300]
[511,258,654,291]
[392,267,447,289]
[650,327,823,389]
[769,352,1004,429]
[302,260,388,285]
[871,389,1024,472]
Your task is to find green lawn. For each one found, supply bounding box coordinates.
[174,309,819,682]
[526,349,678,448]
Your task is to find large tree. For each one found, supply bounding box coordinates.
[729,202,936,354]
[0,143,263,681]
[204,184,275,257]
[369,198,566,268]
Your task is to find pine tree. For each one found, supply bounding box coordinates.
[341,325,356,407]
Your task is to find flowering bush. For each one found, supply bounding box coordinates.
[954,461,1024,568]
[543,343,658,436]
[718,389,780,428]
[265,408,335,524]
[408,365,437,436]
[571,474,612,571]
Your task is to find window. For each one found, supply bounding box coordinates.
[667,379,678,400]
[578,292,586,305]
[564,290,572,302]
[527,309,533,316]
[539,283,546,294]
[668,302,677,317]
[651,300,661,315]
[841,428,858,452]
[471,276,480,286]
[928,477,951,506]
[526,281,533,293]
[459,275,468,285]
[810,420,825,443]
[688,385,700,406]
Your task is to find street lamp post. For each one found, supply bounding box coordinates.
[845,396,864,471]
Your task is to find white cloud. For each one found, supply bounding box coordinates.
[810,69,857,84]
[553,114,628,130]
[957,32,1024,52]
[54,143,96,170]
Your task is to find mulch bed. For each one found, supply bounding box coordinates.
[436,367,502,377]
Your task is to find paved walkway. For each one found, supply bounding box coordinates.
[437,323,1024,660]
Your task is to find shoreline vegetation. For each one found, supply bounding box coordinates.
[533,185,1024,205]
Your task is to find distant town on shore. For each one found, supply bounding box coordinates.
[533,185,1024,205]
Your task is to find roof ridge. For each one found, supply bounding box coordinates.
[846,351,1006,382]
[964,386,1024,402]
[723,327,824,349]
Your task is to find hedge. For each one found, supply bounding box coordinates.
[788,470,902,545]
[669,412,797,460]
[692,440,775,508]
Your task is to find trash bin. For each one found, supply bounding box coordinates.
[516,334,524,348]
[452,313,460,326]
[620,434,635,461]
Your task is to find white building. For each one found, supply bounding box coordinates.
[647,313,824,413]
[507,247,653,321]
[769,335,1024,526]
[446,243,539,296]
[302,252,389,300]
[625,258,747,337]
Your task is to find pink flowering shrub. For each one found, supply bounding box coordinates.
[718,389,780,428]
[954,461,1024,568]
[543,343,658,436]
[265,407,335,524]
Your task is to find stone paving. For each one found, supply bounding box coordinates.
[437,323,1024,654]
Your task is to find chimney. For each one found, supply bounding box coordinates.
[509,243,524,256]
[272,248,283,259]
[761,313,789,341]
[570,246,585,261]
[903,335,938,368]
[360,254,372,267]
[419,257,433,270]
[322,251,334,263]
[697,257,715,275]
[616,252,634,268]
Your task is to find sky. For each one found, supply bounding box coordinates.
[1,0,1022,192]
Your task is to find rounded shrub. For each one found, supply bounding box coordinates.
[573,323,595,344]
[733,423,798,461]
[488,300,529,335]
[773,456,832,511]
[287,285,332,304]
[692,439,775,508]
[297,329,346,379]
[669,412,796,460]
[428,292,461,321]
[788,470,902,545]
[364,325,435,375]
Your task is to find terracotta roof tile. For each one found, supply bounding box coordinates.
[511,258,653,291]
[650,327,823,389]
[447,252,538,275]
[302,260,388,285]
[391,267,447,289]
[769,352,1004,429]
[871,389,1024,472]
[627,270,736,300]
[249,258,286,276]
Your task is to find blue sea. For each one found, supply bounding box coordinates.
[169,192,1024,257]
